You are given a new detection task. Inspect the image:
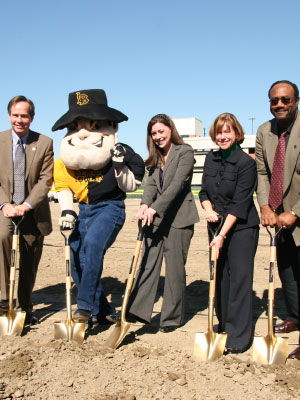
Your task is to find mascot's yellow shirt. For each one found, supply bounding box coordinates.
[54,145,145,204]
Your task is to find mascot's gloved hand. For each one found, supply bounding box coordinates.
[59,210,78,229]
[112,143,126,169]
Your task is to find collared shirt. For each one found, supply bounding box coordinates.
[275,111,297,146]
[12,130,29,161]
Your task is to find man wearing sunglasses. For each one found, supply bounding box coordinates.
[256,80,300,359]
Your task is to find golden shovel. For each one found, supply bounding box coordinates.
[0,217,26,336]
[193,217,227,361]
[252,227,288,365]
[54,226,86,344]
[105,220,145,349]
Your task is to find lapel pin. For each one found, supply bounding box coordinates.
[32,147,36,151]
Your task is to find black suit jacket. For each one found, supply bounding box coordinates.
[199,145,259,231]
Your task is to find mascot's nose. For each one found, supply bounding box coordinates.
[77,129,91,140]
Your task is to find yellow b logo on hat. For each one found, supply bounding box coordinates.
[76,92,90,106]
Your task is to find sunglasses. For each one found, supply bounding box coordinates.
[269,96,294,106]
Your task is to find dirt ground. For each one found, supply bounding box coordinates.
[0,199,300,400]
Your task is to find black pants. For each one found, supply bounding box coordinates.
[277,229,300,327]
[215,227,259,350]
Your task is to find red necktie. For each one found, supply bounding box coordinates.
[268,131,287,211]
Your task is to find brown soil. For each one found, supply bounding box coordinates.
[0,200,299,400]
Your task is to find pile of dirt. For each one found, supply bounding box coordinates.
[0,201,299,400]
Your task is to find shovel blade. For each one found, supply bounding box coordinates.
[105,320,131,350]
[0,311,26,336]
[54,320,86,345]
[252,335,288,365]
[193,331,227,362]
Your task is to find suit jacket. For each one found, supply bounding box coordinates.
[142,144,199,229]
[256,110,300,245]
[0,129,53,236]
[199,146,259,232]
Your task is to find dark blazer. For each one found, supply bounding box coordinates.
[199,145,259,231]
[256,110,300,245]
[142,144,199,229]
[0,129,53,235]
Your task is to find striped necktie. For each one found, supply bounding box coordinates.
[13,138,25,205]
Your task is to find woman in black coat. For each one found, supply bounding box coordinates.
[199,113,260,353]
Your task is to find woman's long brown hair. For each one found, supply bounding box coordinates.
[145,114,184,171]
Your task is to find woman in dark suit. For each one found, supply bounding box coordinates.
[199,113,259,353]
[127,114,199,332]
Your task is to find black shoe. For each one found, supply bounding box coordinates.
[73,308,91,322]
[159,326,178,333]
[224,348,243,355]
[0,300,9,311]
[25,313,39,325]
[89,311,120,327]
[106,311,120,323]
[125,312,148,324]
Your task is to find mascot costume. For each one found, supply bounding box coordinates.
[52,89,144,325]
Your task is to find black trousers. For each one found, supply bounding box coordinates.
[277,229,300,327]
[215,227,259,350]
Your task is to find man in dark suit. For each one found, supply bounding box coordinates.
[0,95,53,324]
[255,80,300,359]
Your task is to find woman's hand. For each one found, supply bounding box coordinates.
[205,209,219,223]
[201,200,219,223]
[142,207,157,226]
[210,235,224,259]
[137,204,149,220]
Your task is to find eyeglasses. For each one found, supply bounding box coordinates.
[269,96,293,106]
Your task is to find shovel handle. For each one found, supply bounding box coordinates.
[10,216,24,235]
[207,215,224,238]
[120,221,145,320]
[60,223,77,245]
[266,227,282,299]
[268,240,277,302]
[266,226,283,246]
[209,246,217,296]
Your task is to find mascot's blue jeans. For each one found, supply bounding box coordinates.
[70,200,125,318]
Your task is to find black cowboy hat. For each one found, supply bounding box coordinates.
[52,89,128,131]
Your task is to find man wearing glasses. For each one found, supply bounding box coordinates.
[255,80,300,359]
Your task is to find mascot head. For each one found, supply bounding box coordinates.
[52,89,128,170]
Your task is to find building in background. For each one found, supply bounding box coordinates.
[173,118,256,187]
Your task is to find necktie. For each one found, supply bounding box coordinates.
[13,139,25,205]
[268,131,287,212]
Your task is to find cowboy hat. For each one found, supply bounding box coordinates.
[52,89,128,131]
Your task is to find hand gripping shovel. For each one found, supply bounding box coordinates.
[252,227,288,365]
[105,220,145,349]
[54,226,86,344]
[193,217,227,361]
[0,217,26,336]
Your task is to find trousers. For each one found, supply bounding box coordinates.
[128,223,194,328]
[215,226,259,350]
[277,229,300,326]
[0,211,43,313]
[70,200,125,318]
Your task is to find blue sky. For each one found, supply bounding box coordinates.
[0,0,299,159]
